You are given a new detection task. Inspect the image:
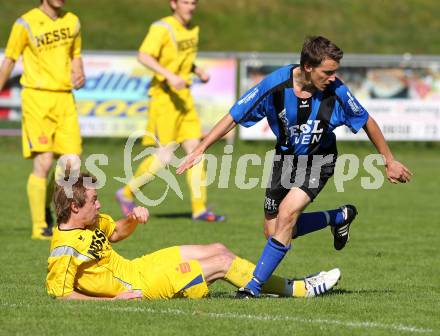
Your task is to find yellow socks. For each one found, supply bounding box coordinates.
[292,280,306,297]
[27,174,47,239]
[186,163,207,216]
[224,256,254,288]
[224,256,307,297]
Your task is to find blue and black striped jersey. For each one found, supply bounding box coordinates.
[230,64,369,155]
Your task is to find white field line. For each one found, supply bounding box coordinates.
[2,303,434,334]
[97,306,433,334]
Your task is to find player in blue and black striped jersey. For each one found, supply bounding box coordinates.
[177,36,412,298]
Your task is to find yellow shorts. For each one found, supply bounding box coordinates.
[21,88,82,159]
[143,89,202,146]
[134,246,209,300]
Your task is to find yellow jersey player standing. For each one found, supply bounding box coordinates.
[47,172,340,300]
[115,0,224,222]
[0,0,85,239]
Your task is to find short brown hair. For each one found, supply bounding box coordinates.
[300,36,343,68]
[54,172,97,224]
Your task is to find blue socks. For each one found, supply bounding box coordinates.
[246,237,290,296]
[293,209,344,238]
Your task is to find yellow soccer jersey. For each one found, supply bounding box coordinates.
[46,214,142,298]
[139,15,198,93]
[5,8,82,91]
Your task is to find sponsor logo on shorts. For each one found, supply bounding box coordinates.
[264,197,277,213]
[38,135,48,144]
[178,262,192,274]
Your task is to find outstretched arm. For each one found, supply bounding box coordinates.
[176,113,237,174]
[0,57,15,91]
[109,206,149,242]
[58,290,143,300]
[363,115,413,183]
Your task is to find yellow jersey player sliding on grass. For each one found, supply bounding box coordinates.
[0,0,85,239]
[47,172,341,300]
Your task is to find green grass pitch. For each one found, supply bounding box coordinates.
[0,137,439,336]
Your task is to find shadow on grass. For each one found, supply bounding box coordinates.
[330,288,394,295]
[208,292,330,299]
[207,291,234,299]
[208,288,394,299]
[152,212,192,219]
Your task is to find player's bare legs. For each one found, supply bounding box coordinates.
[240,187,341,298]
[265,198,358,246]
[179,242,338,297]
[273,188,311,245]
[179,243,295,296]
[180,244,235,284]
[180,243,232,262]
[238,188,311,297]
[264,211,308,239]
[263,214,277,238]
[33,152,54,178]
[197,255,234,284]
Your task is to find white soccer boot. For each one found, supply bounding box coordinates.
[304,268,341,297]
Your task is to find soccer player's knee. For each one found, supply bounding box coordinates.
[211,243,231,255]
[156,146,174,165]
[277,208,300,229]
[276,210,301,233]
[40,158,53,173]
[34,154,53,176]
[217,251,235,272]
